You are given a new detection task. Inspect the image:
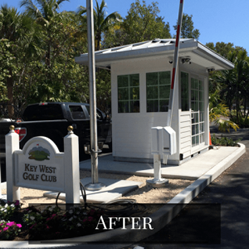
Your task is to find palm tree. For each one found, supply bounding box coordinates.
[0,5,40,117]
[78,0,121,51]
[20,0,69,66]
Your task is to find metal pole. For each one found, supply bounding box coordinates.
[85,0,105,191]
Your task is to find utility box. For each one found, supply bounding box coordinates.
[151,126,176,156]
[162,126,176,155]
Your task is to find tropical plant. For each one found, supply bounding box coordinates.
[20,0,89,103]
[211,135,241,147]
[0,5,42,117]
[209,95,239,133]
[77,0,122,51]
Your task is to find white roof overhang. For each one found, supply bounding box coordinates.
[75,39,234,71]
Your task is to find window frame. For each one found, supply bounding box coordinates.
[117,74,140,113]
[146,71,171,113]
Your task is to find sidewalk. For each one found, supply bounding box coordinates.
[80,146,243,180]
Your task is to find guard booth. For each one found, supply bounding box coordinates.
[75,39,234,165]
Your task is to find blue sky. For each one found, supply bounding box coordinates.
[4,0,249,54]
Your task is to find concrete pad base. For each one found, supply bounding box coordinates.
[43,177,142,203]
[146,178,169,188]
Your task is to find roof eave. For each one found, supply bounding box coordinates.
[75,40,198,67]
[195,42,234,70]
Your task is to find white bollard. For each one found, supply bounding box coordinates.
[64,126,80,204]
[5,125,20,202]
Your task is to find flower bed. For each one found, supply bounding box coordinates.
[0,199,107,240]
[0,199,149,241]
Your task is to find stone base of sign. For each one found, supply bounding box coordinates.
[43,177,142,203]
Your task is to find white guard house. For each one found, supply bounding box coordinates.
[75,39,234,165]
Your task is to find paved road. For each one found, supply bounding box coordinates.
[127,129,249,249]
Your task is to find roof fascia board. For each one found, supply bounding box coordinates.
[195,43,234,70]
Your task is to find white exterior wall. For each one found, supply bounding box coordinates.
[111,56,180,164]
[178,65,209,160]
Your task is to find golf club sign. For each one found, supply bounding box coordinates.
[16,138,64,189]
[5,125,80,204]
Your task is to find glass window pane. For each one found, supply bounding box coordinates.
[147,100,158,112]
[195,90,199,101]
[194,113,199,123]
[130,101,140,113]
[196,135,199,144]
[181,72,189,111]
[118,74,140,113]
[118,88,128,100]
[200,123,204,132]
[192,136,196,146]
[118,75,128,87]
[130,74,139,87]
[200,111,204,121]
[192,125,195,135]
[159,99,169,112]
[200,133,204,143]
[199,81,203,90]
[182,99,189,111]
[199,91,203,101]
[146,71,170,112]
[199,102,204,111]
[69,106,86,120]
[159,86,170,99]
[192,91,196,102]
[192,78,195,89]
[130,87,139,100]
[146,73,158,86]
[159,71,170,85]
[147,86,158,99]
[191,102,195,111]
[118,101,129,113]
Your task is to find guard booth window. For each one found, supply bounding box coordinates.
[117,74,140,113]
[181,72,189,111]
[191,78,204,147]
[146,71,171,112]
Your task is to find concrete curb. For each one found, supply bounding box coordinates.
[0,144,246,248]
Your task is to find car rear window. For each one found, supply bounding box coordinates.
[22,104,64,121]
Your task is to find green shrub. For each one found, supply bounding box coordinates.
[231,116,249,128]
[211,135,241,146]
